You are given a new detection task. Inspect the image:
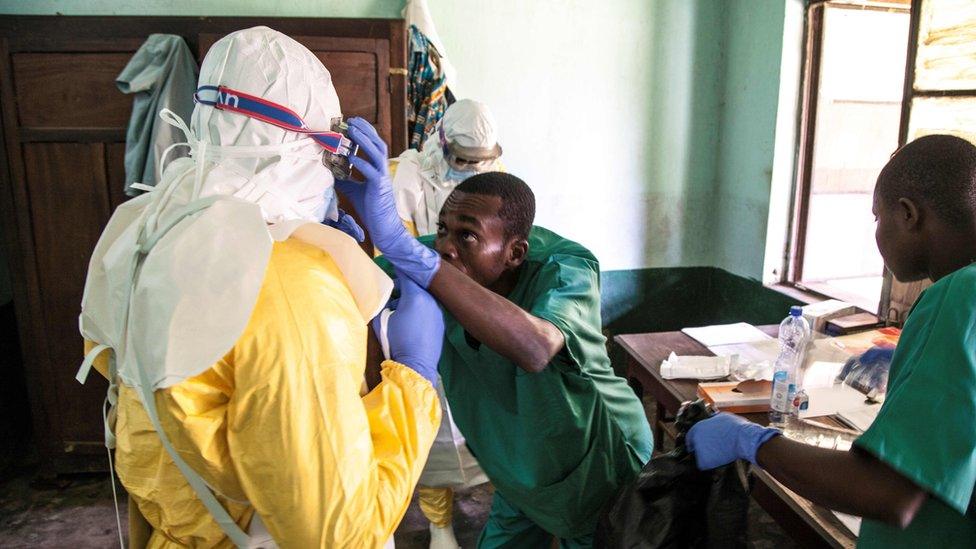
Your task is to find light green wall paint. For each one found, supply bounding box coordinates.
[0,0,797,279]
[713,0,790,280]
[427,0,725,271]
[434,0,793,277]
[0,0,402,18]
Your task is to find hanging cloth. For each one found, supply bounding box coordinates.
[117,34,198,196]
[406,26,454,150]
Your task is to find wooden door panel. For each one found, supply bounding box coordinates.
[23,142,113,447]
[106,142,129,211]
[12,53,133,128]
[316,51,378,121]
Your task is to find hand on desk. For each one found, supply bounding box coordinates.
[686,412,780,470]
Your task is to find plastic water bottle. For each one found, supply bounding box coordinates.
[769,306,810,427]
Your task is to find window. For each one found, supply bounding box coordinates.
[788,0,911,311]
[880,0,976,322]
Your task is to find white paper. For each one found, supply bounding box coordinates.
[799,384,874,419]
[709,339,781,363]
[682,323,773,347]
[805,337,855,365]
[802,361,845,389]
[833,511,862,536]
[837,406,881,432]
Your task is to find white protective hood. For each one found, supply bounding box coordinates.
[80,26,392,393]
[393,99,503,235]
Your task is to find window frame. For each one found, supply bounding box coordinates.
[785,0,912,314]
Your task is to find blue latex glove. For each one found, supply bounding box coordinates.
[859,345,895,366]
[371,274,443,384]
[686,412,780,470]
[322,208,365,242]
[334,118,440,288]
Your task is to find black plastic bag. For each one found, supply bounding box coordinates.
[595,400,750,548]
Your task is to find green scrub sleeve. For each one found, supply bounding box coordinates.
[528,254,602,372]
[855,276,976,515]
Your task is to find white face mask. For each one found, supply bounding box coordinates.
[445,166,479,183]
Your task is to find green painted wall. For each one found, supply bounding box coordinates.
[427,0,729,271]
[0,0,796,276]
[0,0,402,18]
[0,0,800,308]
[713,0,790,280]
[601,266,800,374]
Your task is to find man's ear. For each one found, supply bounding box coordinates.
[506,238,529,269]
[898,197,921,231]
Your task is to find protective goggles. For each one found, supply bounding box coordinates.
[194,85,358,179]
[438,126,502,172]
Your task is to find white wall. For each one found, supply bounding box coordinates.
[0,0,798,276]
[428,0,726,271]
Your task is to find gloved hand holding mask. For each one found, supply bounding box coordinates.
[335,118,441,288]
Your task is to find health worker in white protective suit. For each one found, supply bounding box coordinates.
[387,99,502,549]
[391,99,504,236]
[76,26,443,548]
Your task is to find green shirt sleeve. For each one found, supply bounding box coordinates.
[527,254,603,371]
[855,272,976,515]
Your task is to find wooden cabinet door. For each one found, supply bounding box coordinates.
[0,46,135,470]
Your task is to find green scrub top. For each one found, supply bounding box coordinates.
[854,263,976,547]
[434,226,653,539]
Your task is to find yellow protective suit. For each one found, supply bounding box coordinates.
[89,237,441,548]
[385,159,491,532]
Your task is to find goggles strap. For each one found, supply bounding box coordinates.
[195,85,353,155]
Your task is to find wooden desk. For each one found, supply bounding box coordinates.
[616,330,857,549]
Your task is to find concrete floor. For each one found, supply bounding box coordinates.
[0,396,798,548]
[0,469,495,549]
[0,469,796,549]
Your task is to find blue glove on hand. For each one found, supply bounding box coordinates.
[334,118,440,288]
[322,208,365,242]
[859,345,894,366]
[686,412,780,470]
[371,274,443,385]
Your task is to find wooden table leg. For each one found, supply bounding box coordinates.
[654,401,667,449]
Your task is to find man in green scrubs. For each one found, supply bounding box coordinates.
[377,172,653,547]
[687,134,976,546]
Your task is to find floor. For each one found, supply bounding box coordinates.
[0,397,799,549]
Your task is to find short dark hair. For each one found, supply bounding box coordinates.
[877,134,976,227]
[455,172,535,240]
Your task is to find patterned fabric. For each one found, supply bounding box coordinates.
[407,25,454,150]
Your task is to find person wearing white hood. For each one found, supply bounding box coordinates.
[390,99,504,237]
[385,100,501,549]
[76,27,443,548]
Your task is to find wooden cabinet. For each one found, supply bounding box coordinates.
[0,16,406,472]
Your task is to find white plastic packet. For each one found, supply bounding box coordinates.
[730,359,774,381]
[659,352,735,380]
